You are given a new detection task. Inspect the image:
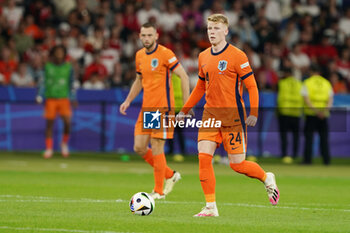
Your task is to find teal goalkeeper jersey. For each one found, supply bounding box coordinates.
[43,62,74,99]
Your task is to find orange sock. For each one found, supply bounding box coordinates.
[199,153,216,202]
[62,134,69,144]
[230,160,266,182]
[142,149,154,166]
[153,153,167,194]
[142,149,174,179]
[46,138,53,150]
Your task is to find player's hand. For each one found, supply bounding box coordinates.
[175,111,186,122]
[119,101,130,115]
[36,96,43,104]
[316,111,325,119]
[246,115,257,127]
[188,109,195,117]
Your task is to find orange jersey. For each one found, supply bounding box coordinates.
[197,43,257,125]
[135,44,179,110]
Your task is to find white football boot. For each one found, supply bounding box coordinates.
[193,206,219,217]
[43,149,53,159]
[264,172,280,205]
[61,143,69,158]
[148,191,165,200]
[164,171,181,195]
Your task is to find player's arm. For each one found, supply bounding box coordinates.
[243,75,259,127]
[119,73,143,115]
[301,85,323,118]
[172,64,190,105]
[176,78,205,120]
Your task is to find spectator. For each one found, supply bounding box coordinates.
[100,39,120,76]
[97,0,114,27]
[87,14,110,38]
[256,55,279,90]
[0,46,18,85]
[339,8,350,37]
[159,1,183,32]
[330,72,347,94]
[182,47,199,90]
[14,22,34,56]
[296,0,321,18]
[182,0,203,30]
[280,20,300,49]
[123,3,139,33]
[264,0,282,24]
[314,35,338,66]
[82,72,105,90]
[83,51,108,83]
[243,43,261,70]
[233,15,259,49]
[68,33,93,68]
[2,0,24,31]
[87,27,104,51]
[289,43,311,79]
[11,62,34,87]
[137,0,160,25]
[27,53,44,85]
[24,14,43,40]
[336,49,350,81]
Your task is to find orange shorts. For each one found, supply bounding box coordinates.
[198,124,247,154]
[44,98,72,119]
[134,111,174,139]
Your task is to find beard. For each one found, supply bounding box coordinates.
[143,41,154,49]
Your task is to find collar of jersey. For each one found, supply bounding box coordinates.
[211,43,229,56]
[146,43,159,55]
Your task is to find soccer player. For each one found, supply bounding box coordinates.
[36,45,77,159]
[119,22,191,199]
[177,14,280,217]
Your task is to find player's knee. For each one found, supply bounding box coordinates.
[133,144,147,155]
[150,138,165,155]
[230,161,246,174]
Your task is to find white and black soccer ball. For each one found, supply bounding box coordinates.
[129,192,155,216]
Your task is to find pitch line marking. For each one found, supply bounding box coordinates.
[0,226,137,233]
[1,195,349,213]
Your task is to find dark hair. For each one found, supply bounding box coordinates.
[310,63,321,73]
[141,22,156,30]
[50,44,67,58]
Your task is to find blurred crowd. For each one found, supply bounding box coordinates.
[0,0,350,93]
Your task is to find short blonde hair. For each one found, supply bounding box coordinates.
[207,14,229,26]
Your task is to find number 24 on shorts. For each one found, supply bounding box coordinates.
[229,132,241,145]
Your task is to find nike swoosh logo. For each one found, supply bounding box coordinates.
[200,179,208,182]
[201,64,207,68]
[231,147,239,150]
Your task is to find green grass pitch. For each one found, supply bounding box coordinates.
[0,152,349,233]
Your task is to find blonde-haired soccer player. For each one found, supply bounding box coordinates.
[120,23,191,199]
[177,14,280,217]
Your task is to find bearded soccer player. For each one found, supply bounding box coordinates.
[177,14,280,217]
[119,22,191,199]
[36,45,76,159]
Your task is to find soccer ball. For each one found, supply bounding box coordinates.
[129,192,155,216]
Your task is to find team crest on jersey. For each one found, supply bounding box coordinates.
[151,58,159,68]
[218,60,228,71]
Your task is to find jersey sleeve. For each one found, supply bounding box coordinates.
[234,51,254,80]
[164,49,179,71]
[197,53,205,81]
[135,51,142,76]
